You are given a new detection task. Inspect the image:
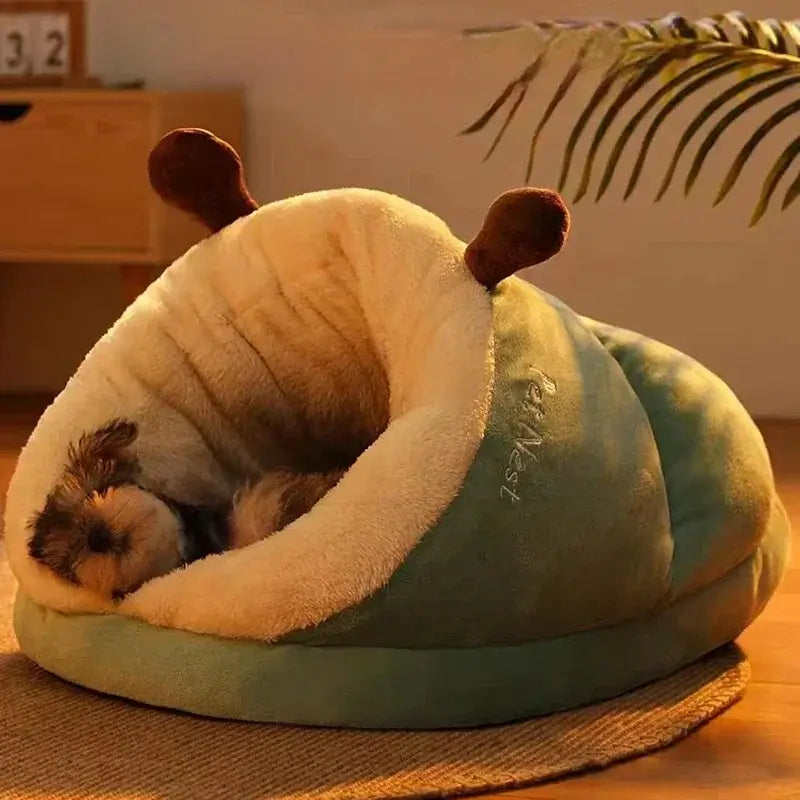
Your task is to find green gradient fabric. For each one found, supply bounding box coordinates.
[12,277,790,729]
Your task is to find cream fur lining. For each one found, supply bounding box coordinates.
[5,189,493,642]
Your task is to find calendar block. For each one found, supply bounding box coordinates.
[0,13,33,76]
[33,13,70,76]
[0,2,84,85]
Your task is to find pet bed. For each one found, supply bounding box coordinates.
[5,130,791,730]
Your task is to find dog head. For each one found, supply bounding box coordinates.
[26,419,185,600]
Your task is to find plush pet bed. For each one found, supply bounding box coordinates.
[5,130,791,730]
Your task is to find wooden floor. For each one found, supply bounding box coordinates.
[0,401,798,799]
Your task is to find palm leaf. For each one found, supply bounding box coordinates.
[574,43,703,202]
[781,172,800,210]
[654,65,789,200]
[716,10,758,48]
[524,39,591,181]
[751,135,800,224]
[713,99,800,207]
[597,54,732,200]
[460,50,549,161]
[556,55,629,192]
[757,18,786,52]
[684,77,800,194]
[461,11,800,226]
[627,57,769,201]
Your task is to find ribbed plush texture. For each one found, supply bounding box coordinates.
[4,188,495,642]
[0,542,748,800]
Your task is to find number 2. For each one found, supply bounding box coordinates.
[32,14,70,75]
[45,29,64,67]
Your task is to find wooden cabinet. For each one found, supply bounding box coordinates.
[0,88,244,300]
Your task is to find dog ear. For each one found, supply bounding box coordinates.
[148,127,258,233]
[27,494,81,584]
[464,188,570,290]
[64,419,141,494]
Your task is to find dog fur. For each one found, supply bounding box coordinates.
[228,468,346,550]
[27,418,346,600]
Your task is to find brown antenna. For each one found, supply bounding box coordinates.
[148,127,258,233]
[465,188,570,289]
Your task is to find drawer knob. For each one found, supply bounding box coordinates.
[0,103,32,123]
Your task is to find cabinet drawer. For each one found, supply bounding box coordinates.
[0,96,152,256]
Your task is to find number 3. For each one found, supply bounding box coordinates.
[5,30,23,68]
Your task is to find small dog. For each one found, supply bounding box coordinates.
[27,418,344,600]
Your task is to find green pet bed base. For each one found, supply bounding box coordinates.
[13,529,776,730]
[8,255,790,730]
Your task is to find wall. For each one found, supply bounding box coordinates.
[1,0,798,416]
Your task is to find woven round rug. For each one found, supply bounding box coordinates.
[0,543,748,800]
